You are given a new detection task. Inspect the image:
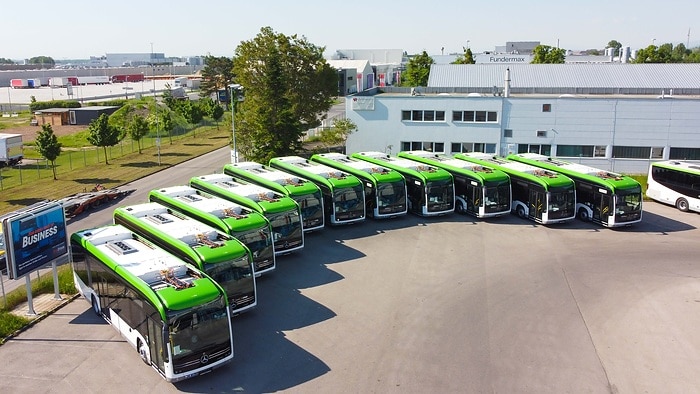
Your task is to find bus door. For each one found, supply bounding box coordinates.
[529,188,545,221]
[364,182,376,215]
[469,183,482,215]
[405,177,423,214]
[148,318,166,372]
[593,192,613,222]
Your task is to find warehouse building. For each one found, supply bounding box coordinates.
[345,63,700,174]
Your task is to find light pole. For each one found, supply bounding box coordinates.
[151,42,161,165]
[229,84,241,163]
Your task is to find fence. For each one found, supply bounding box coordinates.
[0,121,223,191]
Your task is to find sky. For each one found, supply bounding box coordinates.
[2,0,699,60]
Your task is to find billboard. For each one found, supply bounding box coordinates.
[1,202,68,279]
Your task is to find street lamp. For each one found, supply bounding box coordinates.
[229,83,242,163]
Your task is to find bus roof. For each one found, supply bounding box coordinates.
[651,160,700,175]
[508,153,641,192]
[149,185,269,231]
[455,153,574,189]
[223,162,320,196]
[351,151,453,181]
[397,151,510,184]
[269,156,363,188]
[72,225,222,311]
[190,173,298,213]
[114,203,248,264]
[310,153,405,183]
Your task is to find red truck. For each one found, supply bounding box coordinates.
[111,74,145,83]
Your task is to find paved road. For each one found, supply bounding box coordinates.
[1,166,700,394]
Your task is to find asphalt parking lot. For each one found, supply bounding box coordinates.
[1,198,699,393]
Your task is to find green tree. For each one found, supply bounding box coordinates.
[531,45,566,63]
[607,40,622,56]
[452,47,475,64]
[35,124,62,180]
[27,56,55,67]
[180,100,204,126]
[200,56,235,98]
[233,26,337,163]
[87,113,122,164]
[0,58,15,64]
[319,118,357,152]
[401,51,434,86]
[127,114,150,153]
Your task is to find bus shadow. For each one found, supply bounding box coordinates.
[176,232,366,391]
[615,210,695,233]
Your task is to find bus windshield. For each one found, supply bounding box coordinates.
[616,190,642,214]
[296,190,324,229]
[427,179,454,211]
[168,297,231,364]
[547,189,575,218]
[333,185,364,218]
[484,184,511,212]
[267,211,303,249]
[204,256,254,306]
[235,228,274,272]
[377,181,407,214]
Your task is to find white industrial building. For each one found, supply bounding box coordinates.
[344,63,700,174]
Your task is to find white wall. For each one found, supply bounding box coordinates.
[346,93,700,174]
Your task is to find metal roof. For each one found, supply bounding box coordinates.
[427,63,700,95]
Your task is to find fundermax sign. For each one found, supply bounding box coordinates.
[475,54,531,64]
[1,202,68,279]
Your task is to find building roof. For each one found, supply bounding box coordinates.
[330,49,404,64]
[427,63,700,95]
[327,59,371,71]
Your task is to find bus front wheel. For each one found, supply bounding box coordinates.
[516,205,527,219]
[676,198,690,212]
[578,208,590,221]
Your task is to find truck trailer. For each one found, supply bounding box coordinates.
[10,79,28,89]
[76,76,110,85]
[111,74,145,83]
[0,133,23,167]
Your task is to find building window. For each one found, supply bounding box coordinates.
[651,147,664,159]
[536,130,547,137]
[556,145,593,157]
[542,104,551,112]
[612,146,651,159]
[518,144,551,156]
[503,129,513,138]
[670,147,700,160]
[402,110,445,122]
[450,142,496,154]
[452,110,497,123]
[402,141,445,152]
[594,146,607,158]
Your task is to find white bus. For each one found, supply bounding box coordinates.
[646,160,700,213]
[71,225,234,382]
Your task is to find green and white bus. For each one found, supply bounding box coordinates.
[351,151,455,217]
[223,162,325,232]
[310,152,408,219]
[646,160,700,213]
[71,224,234,382]
[148,185,276,276]
[190,173,304,254]
[455,153,576,224]
[268,156,366,225]
[113,203,257,314]
[508,153,642,227]
[398,150,511,218]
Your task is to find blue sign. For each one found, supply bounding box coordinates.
[5,203,68,278]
